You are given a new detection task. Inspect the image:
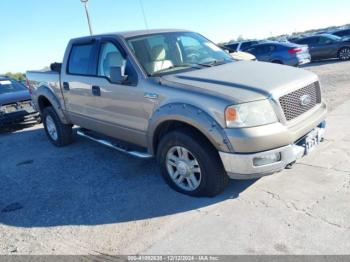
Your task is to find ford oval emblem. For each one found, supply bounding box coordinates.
[300,94,312,106]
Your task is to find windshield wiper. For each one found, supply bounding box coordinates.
[198,59,229,67]
[150,64,203,76]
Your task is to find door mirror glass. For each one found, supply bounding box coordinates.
[110,65,128,84]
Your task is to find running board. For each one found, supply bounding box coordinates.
[76,129,153,159]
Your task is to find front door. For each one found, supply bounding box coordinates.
[86,40,155,147]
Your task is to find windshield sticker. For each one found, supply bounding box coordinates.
[0,80,12,85]
[205,42,222,52]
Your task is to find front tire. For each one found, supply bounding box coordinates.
[338,47,350,61]
[42,107,73,147]
[157,128,229,197]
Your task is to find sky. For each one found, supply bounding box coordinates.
[1,0,350,73]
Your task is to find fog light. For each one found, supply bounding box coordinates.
[253,152,281,166]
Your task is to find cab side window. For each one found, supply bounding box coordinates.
[98,42,125,79]
[97,42,138,85]
[68,43,95,75]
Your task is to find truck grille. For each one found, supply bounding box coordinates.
[279,82,321,121]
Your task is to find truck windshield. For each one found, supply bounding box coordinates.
[127,32,233,76]
[0,79,27,94]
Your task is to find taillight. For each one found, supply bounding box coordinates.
[26,79,33,95]
[288,48,302,54]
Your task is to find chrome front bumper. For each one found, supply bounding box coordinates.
[220,123,326,179]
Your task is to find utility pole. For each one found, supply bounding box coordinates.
[80,0,93,35]
[139,0,149,30]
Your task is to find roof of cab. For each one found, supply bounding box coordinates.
[70,29,190,42]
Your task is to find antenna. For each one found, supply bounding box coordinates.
[139,0,149,30]
[80,0,93,35]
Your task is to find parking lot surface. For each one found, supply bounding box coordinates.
[0,61,350,255]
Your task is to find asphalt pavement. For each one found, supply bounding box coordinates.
[0,61,349,255]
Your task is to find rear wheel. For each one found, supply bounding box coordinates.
[42,107,73,147]
[338,47,350,61]
[157,128,230,197]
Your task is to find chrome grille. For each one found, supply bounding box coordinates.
[279,82,321,121]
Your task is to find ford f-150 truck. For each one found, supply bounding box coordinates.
[27,29,327,197]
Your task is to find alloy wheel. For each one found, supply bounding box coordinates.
[45,115,58,141]
[166,146,202,191]
[339,48,350,60]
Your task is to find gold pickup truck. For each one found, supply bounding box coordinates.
[27,29,327,197]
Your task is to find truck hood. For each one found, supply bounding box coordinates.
[0,90,31,106]
[162,61,318,103]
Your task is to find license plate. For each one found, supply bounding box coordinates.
[303,128,323,155]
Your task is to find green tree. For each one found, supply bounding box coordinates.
[4,72,26,81]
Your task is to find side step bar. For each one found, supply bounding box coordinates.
[76,129,153,159]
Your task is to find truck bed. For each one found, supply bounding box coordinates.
[26,70,64,112]
[26,70,60,87]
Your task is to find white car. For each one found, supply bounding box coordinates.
[225,40,260,52]
[230,51,256,61]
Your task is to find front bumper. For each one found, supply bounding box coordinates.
[220,122,326,179]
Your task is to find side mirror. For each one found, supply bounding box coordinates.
[110,66,128,84]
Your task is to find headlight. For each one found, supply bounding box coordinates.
[225,100,277,128]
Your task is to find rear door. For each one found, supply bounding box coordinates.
[61,39,99,124]
[316,36,339,58]
[246,44,274,62]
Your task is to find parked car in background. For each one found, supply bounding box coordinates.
[219,45,256,61]
[20,79,29,88]
[330,28,350,38]
[27,29,326,197]
[0,77,40,127]
[243,42,311,66]
[224,40,260,52]
[230,51,256,61]
[292,34,350,61]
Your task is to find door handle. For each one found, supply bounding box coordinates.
[144,93,158,100]
[63,82,70,91]
[92,85,101,96]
